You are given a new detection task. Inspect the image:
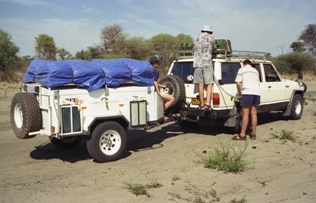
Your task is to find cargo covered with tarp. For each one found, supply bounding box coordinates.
[23,58,156,92]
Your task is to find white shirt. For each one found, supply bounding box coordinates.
[235,65,260,96]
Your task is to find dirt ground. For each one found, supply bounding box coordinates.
[0,82,316,203]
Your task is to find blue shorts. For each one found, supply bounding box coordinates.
[240,95,260,106]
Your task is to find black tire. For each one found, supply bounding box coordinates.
[159,75,186,113]
[49,136,82,149]
[178,120,199,129]
[87,121,127,163]
[289,94,304,120]
[10,92,42,139]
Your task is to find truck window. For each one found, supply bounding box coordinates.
[170,61,194,83]
[221,62,240,84]
[253,64,262,82]
[263,64,280,82]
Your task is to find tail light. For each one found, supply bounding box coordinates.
[213,93,220,105]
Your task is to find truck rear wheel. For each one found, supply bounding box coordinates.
[49,136,82,149]
[87,121,127,162]
[289,94,303,120]
[10,92,42,139]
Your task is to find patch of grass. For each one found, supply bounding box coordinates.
[169,183,221,203]
[271,129,296,143]
[123,180,162,197]
[195,141,252,173]
[172,174,181,181]
[123,182,150,197]
[229,197,247,203]
[145,180,163,188]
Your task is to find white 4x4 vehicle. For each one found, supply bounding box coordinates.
[167,50,307,131]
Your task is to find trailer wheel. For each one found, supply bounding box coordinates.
[49,137,82,149]
[87,121,127,163]
[289,94,303,120]
[159,75,186,113]
[10,92,42,139]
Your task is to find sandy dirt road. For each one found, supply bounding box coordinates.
[0,82,315,203]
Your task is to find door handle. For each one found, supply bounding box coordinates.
[285,85,289,88]
[268,86,271,88]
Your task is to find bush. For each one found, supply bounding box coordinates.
[273,52,316,74]
[196,141,252,173]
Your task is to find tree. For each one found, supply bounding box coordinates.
[100,24,126,54]
[298,24,316,55]
[0,29,20,82]
[57,48,72,60]
[275,52,316,74]
[35,34,57,60]
[146,33,179,76]
[117,36,149,60]
[290,41,306,52]
[176,33,194,49]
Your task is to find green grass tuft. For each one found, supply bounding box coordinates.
[195,141,252,173]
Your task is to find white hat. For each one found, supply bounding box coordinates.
[201,25,213,33]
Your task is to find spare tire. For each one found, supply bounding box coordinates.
[10,92,42,139]
[159,75,186,114]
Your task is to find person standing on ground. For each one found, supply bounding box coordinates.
[193,25,217,110]
[150,56,175,121]
[233,59,260,140]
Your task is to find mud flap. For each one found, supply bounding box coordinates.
[224,105,237,127]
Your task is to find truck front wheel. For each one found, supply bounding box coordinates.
[87,121,127,163]
[289,94,303,120]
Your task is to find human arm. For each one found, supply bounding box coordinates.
[236,82,242,95]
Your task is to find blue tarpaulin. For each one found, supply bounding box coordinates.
[23,58,157,92]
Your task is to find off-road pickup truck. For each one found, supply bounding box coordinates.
[167,49,307,131]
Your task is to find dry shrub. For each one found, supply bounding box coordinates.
[0,82,22,97]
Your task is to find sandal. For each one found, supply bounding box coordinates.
[198,105,208,110]
[250,133,256,140]
[232,134,247,140]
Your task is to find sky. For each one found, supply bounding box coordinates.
[0,0,315,57]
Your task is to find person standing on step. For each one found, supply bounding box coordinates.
[193,25,217,110]
[233,59,260,140]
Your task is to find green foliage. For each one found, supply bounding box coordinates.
[298,24,316,55]
[271,129,296,143]
[123,182,150,197]
[290,41,306,52]
[123,180,162,197]
[0,29,20,82]
[196,141,251,173]
[274,52,316,74]
[57,48,72,60]
[117,36,149,60]
[172,174,181,181]
[35,34,57,60]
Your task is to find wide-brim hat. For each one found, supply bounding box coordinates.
[201,25,213,33]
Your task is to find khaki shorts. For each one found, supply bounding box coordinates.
[193,64,214,84]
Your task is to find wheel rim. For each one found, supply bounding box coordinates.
[13,104,23,129]
[99,130,122,155]
[295,101,302,115]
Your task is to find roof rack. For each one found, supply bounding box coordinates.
[177,50,267,61]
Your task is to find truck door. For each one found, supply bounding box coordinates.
[260,63,286,111]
